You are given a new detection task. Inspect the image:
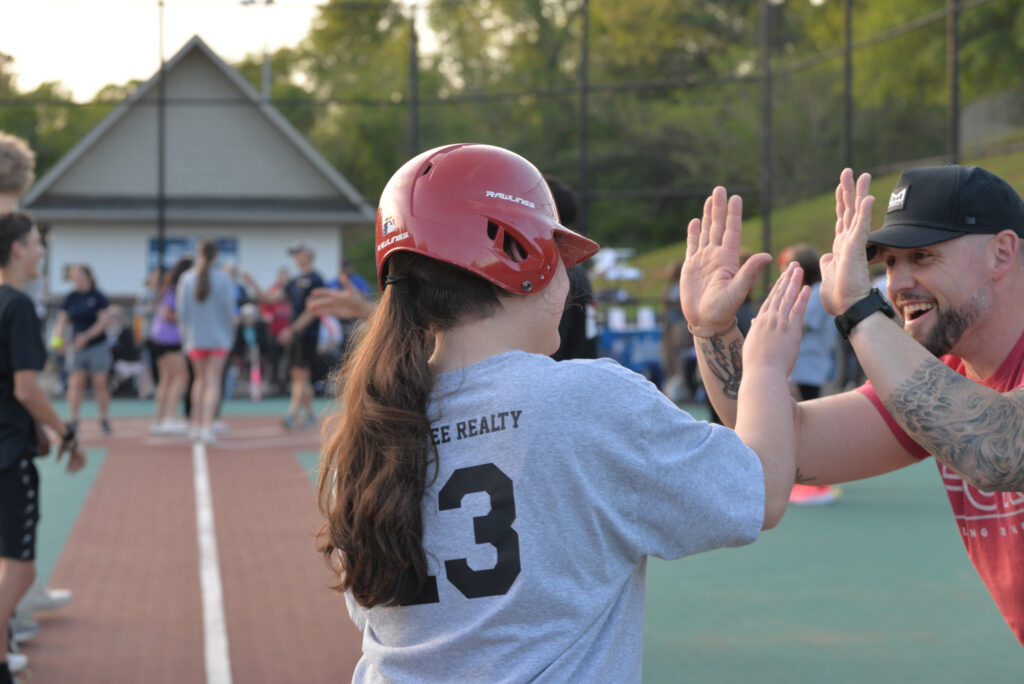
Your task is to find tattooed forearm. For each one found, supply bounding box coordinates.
[699,335,743,400]
[882,360,1024,491]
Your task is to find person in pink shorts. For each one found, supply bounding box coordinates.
[176,240,236,443]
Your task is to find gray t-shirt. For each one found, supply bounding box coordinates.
[347,351,764,683]
[175,268,236,351]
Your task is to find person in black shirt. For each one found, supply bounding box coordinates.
[52,264,113,434]
[545,176,599,362]
[245,241,325,429]
[0,213,85,681]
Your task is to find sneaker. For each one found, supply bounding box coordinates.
[282,414,296,431]
[162,419,190,436]
[9,618,39,645]
[6,651,28,675]
[200,429,217,445]
[100,419,112,435]
[16,582,72,614]
[211,420,230,434]
[149,422,166,436]
[301,415,318,430]
[789,484,841,506]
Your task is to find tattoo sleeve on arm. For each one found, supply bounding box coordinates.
[882,361,1024,491]
[699,335,743,400]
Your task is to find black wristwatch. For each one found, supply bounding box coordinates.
[834,288,896,340]
[60,422,77,448]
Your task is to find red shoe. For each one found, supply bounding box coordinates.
[789,484,841,506]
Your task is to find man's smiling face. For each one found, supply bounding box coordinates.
[876,236,991,357]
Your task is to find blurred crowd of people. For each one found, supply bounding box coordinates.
[44,244,376,441]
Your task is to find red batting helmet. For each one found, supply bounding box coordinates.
[375,143,600,294]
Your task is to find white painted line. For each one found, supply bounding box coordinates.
[210,436,321,451]
[193,441,233,684]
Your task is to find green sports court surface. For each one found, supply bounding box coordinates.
[33,398,1023,682]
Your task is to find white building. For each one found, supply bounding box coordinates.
[22,35,375,301]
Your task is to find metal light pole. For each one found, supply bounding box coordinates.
[241,0,274,100]
[760,0,831,292]
[157,0,167,275]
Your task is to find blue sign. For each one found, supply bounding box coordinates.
[598,328,663,387]
[148,237,237,270]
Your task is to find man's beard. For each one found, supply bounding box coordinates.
[913,292,987,357]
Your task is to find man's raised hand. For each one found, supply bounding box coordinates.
[820,168,875,315]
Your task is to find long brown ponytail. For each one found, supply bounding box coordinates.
[195,239,217,302]
[317,252,503,608]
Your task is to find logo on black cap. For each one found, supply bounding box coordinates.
[887,186,908,213]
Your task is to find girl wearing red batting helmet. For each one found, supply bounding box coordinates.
[317,144,807,682]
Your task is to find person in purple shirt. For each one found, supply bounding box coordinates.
[149,257,193,436]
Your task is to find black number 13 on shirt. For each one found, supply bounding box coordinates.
[404,463,521,605]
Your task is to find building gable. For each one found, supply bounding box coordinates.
[23,36,374,224]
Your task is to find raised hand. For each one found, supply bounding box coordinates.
[820,168,875,315]
[680,187,771,334]
[743,262,811,376]
[308,287,375,320]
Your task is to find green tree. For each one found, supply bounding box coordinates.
[235,47,319,137]
[298,0,415,201]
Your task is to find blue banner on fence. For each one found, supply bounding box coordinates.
[598,328,663,387]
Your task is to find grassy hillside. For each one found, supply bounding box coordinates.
[598,149,1024,303]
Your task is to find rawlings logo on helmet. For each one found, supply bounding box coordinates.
[485,190,536,209]
[377,230,410,252]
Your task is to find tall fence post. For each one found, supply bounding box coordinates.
[409,3,420,158]
[842,0,853,170]
[760,0,773,293]
[578,0,590,232]
[946,0,960,164]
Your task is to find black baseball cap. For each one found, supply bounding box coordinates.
[866,165,1024,260]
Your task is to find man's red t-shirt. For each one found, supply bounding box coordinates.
[857,331,1024,646]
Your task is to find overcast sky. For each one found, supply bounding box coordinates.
[0,0,321,101]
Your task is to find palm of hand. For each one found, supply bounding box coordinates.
[681,189,767,331]
[744,264,810,372]
[680,255,741,328]
[820,169,875,315]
